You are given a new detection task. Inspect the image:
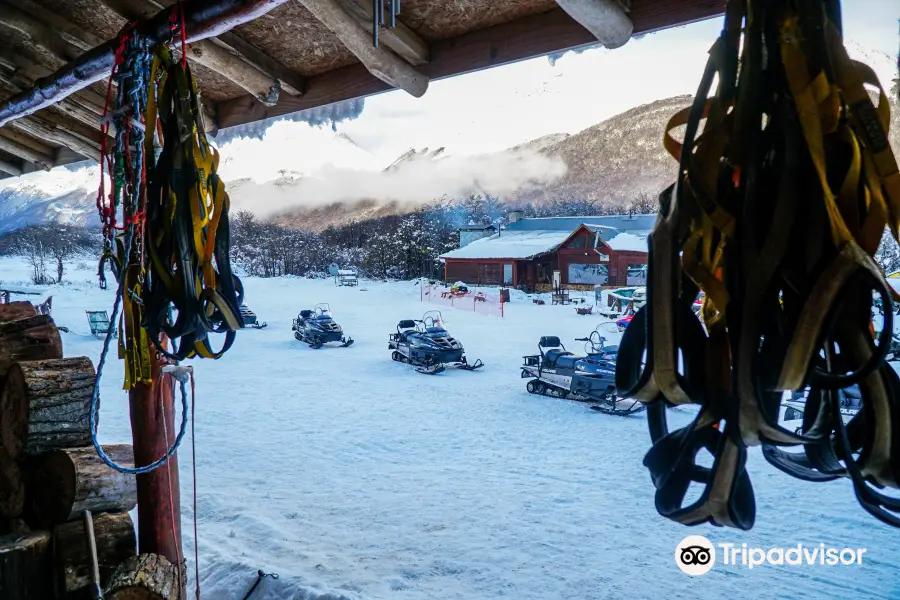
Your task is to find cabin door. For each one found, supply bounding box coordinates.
[503,263,513,285]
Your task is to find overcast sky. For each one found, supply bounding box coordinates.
[217,0,899,180]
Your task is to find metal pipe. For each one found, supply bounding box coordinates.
[0,0,291,128]
[554,0,633,49]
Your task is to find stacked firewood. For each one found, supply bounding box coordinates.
[0,301,141,599]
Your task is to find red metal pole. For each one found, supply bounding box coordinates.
[129,346,183,574]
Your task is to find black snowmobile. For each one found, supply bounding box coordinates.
[292,303,353,348]
[521,330,644,416]
[240,304,267,329]
[388,310,483,374]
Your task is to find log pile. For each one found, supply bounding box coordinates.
[0,302,141,598]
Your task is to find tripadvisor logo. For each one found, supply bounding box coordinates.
[675,535,716,576]
[674,536,867,574]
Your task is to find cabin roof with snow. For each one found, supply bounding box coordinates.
[442,229,574,260]
[441,217,651,260]
[504,214,656,234]
[0,0,725,179]
[459,224,497,232]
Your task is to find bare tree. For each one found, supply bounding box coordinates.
[47,234,77,283]
[21,238,51,285]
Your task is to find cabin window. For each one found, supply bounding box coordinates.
[503,264,513,284]
[568,263,608,285]
[627,264,648,285]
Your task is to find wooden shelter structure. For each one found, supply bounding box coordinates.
[0,0,726,178]
[0,0,728,597]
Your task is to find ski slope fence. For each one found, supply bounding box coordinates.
[421,284,505,318]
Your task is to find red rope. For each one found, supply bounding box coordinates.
[169,1,188,69]
[179,1,188,70]
[97,24,136,236]
[191,371,200,600]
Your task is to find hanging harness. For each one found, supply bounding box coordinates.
[141,44,244,361]
[616,0,900,530]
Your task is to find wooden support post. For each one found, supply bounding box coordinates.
[129,349,182,580]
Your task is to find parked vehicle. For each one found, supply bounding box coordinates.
[521,331,644,416]
[292,303,353,348]
[388,310,483,374]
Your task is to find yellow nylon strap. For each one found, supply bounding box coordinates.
[826,26,900,236]
[120,267,153,391]
[682,227,729,323]
[780,17,854,249]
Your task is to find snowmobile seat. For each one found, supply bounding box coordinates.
[300,309,313,318]
[545,349,576,369]
[397,320,417,339]
[539,336,562,348]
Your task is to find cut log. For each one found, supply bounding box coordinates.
[54,511,137,596]
[0,314,63,379]
[0,300,37,323]
[106,553,183,600]
[0,530,54,600]
[29,445,137,529]
[0,357,96,457]
[0,446,24,519]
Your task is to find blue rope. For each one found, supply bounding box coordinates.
[89,235,189,475]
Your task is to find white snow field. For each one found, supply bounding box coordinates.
[2,257,899,600]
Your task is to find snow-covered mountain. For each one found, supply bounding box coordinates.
[0,166,100,234]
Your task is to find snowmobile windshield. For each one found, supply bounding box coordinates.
[421,311,445,331]
[314,303,333,318]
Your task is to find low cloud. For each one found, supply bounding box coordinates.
[225,146,567,219]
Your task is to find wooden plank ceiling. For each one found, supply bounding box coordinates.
[0,0,725,179]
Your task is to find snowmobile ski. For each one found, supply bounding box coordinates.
[388,310,483,375]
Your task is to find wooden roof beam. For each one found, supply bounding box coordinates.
[555,0,633,49]
[3,0,97,52]
[298,0,428,97]
[216,0,724,129]
[0,0,293,127]
[103,0,304,101]
[0,1,83,61]
[212,33,305,95]
[10,116,99,162]
[0,156,23,176]
[336,0,429,65]
[0,70,108,132]
[0,129,53,168]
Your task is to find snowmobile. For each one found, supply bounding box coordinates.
[780,385,861,431]
[388,310,483,374]
[521,330,644,416]
[292,303,353,348]
[240,304,267,329]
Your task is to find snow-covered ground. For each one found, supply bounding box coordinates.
[2,257,898,600]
